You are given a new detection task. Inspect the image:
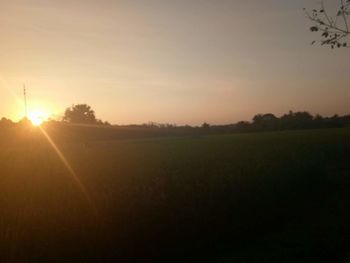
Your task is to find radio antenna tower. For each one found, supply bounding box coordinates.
[23,84,28,119]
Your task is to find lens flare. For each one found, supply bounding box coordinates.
[39,126,97,215]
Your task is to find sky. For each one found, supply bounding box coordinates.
[0,0,349,125]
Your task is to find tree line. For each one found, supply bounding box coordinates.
[117,111,350,134]
[0,105,349,135]
[230,111,350,133]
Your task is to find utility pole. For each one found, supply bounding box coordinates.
[23,84,28,119]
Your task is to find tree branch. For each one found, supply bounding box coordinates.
[305,0,350,48]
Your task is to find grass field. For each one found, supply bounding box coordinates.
[0,126,349,262]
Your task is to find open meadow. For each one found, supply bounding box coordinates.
[0,125,349,262]
[2,1,350,262]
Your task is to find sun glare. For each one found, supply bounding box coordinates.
[28,110,48,126]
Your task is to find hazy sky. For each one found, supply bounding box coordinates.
[0,0,349,125]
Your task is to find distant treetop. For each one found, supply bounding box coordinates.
[63,104,109,125]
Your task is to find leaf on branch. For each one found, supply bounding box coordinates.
[305,2,350,49]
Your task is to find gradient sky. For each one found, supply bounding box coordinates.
[0,0,349,125]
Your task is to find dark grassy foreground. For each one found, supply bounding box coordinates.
[0,126,349,262]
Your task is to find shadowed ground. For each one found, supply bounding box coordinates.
[0,126,349,262]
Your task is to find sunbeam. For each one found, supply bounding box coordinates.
[38,126,97,215]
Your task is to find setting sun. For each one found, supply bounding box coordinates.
[28,110,49,126]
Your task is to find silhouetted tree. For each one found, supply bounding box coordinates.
[0,117,14,127]
[280,111,314,129]
[252,113,279,131]
[305,0,350,48]
[63,104,98,124]
[201,122,210,129]
[252,114,264,125]
[235,121,251,132]
[17,117,32,127]
[293,112,314,128]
